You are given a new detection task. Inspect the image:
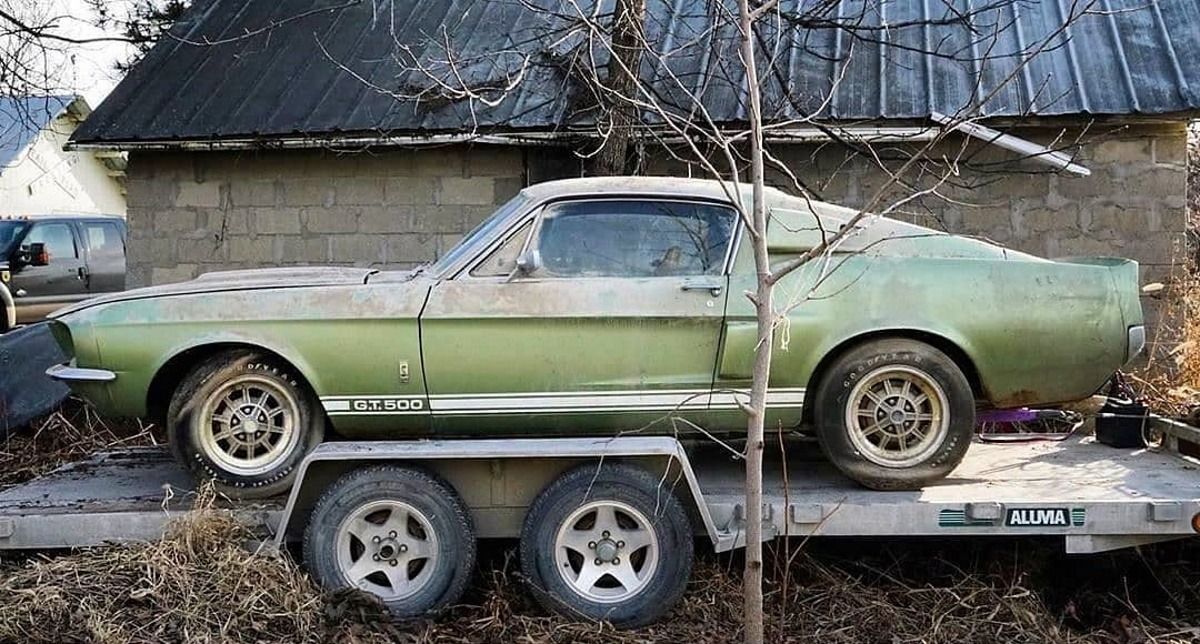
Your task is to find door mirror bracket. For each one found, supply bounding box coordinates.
[514,249,541,276]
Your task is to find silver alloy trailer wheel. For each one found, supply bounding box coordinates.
[553,501,660,604]
[845,365,951,468]
[521,463,693,628]
[304,466,476,619]
[197,374,301,476]
[335,500,439,601]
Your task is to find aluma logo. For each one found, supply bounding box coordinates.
[1005,507,1083,527]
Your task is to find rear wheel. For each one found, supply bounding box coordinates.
[814,338,975,490]
[167,350,323,498]
[520,463,693,628]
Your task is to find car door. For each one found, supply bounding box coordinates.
[79,220,126,295]
[420,197,739,435]
[11,220,89,324]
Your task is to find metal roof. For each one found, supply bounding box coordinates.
[72,0,1200,148]
[0,95,75,166]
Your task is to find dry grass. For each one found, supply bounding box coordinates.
[0,397,160,490]
[0,493,1198,644]
[1131,266,1200,418]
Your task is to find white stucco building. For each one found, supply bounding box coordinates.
[0,96,125,217]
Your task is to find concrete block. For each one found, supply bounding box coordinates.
[155,209,198,233]
[177,237,227,263]
[409,206,466,233]
[330,235,386,265]
[151,264,198,285]
[466,148,524,177]
[126,178,177,209]
[494,177,524,203]
[1091,139,1151,164]
[383,177,437,205]
[176,181,222,208]
[384,234,438,264]
[280,236,329,264]
[439,177,495,205]
[335,177,386,205]
[228,236,275,263]
[302,208,358,233]
[359,209,413,234]
[253,208,302,234]
[281,179,335,207]
[230,180,278,207]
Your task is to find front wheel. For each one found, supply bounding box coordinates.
[167,350,324,498]
[814,338,975,490]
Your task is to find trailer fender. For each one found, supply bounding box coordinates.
[271,436,728,551]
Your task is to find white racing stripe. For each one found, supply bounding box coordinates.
[322,388,805,416]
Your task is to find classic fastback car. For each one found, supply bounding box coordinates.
[46,177,1145,497]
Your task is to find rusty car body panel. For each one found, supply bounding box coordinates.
[47,177,1143,438]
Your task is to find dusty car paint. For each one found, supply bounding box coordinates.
[47,177,1142,439]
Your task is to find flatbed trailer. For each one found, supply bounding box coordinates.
[2,421,1196,553]
[0,419,1197,624]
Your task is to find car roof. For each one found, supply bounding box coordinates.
[520,176,778,204]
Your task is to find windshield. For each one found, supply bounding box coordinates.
[0,221,28,256]
[430,194,529,275]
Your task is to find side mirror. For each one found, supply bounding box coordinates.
[514,249,541,275]
[28,242,49,267]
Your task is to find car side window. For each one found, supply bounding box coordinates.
[83,222,125,258]
[23,222,77,260]
[471,220,532,277]
[532,200,735,278]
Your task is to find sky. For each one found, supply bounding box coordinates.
[37,0,139,108]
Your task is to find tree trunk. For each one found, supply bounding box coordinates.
[591,0,645,176]
[737,2,771,644]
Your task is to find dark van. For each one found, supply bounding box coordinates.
[0,215,126,332]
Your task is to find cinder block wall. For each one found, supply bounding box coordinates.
[126,124,1186,297]
[124,146,529,287]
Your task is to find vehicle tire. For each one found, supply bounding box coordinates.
[813,338,975,490]
[167,349,324,498]
[520,463,694,628]
[303,465,476,619]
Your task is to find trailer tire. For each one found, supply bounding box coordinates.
[167,349,323,499]
[814,338,974,490]
[520,463,693,628]
[303,465,476,620]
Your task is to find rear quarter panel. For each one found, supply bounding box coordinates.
[720,247,1127,408]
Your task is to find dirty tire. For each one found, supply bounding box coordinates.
[814,338,975,490]
[304,465,476,619]
[520,462,693,629]
[167,350,323,499]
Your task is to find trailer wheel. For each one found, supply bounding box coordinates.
[814,338,975,490]
[303,465,476,619]
[167,349,323,499]
[520,463,693,628]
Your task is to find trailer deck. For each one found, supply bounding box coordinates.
[0,426,1196,553]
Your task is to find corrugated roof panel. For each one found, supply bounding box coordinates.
[72,0,1200,146]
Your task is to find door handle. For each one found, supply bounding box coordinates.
[76,266,88,282]
[680,278,724,297]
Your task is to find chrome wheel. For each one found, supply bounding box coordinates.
[845,365,950,468]
[554,501,659,604]
[197,374,300,476]
[335,500,439,601]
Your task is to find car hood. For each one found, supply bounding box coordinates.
[49,266,395,317]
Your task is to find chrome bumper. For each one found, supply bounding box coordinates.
[46,363,117,383]
[1126,325,1146,364]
